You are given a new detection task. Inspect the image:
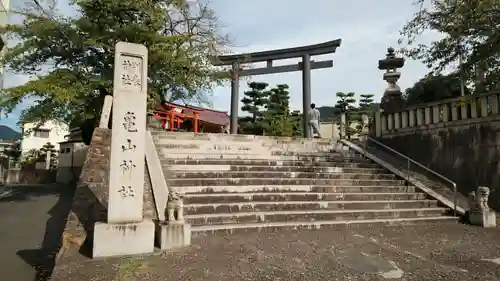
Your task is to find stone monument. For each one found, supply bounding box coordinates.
[378,47,405,112]
[92,42,155,258]
[468,186,496,228]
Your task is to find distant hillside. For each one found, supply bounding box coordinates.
[0,125,21,142]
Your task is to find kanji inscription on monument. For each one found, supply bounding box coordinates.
[107,42,148,223]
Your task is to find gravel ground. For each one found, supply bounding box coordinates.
[51,222,500,281]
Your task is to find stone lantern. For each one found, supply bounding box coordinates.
[378,47,405,112]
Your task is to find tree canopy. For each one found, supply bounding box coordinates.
[1,0,229,127]
[400,0,500,90]
[404,74,468,106]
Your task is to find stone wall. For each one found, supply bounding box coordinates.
[4,166,57,184]
[373,91,500,210]
[60,128,158,258]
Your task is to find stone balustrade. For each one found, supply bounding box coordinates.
[374,91,500,137]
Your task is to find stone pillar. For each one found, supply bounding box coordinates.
[387,113,394,130]
[401,111,408,128]
[432,106,440,124]
[442,104,450,122]
[470,99,478,118]
[93,42,155,258]
[461,104,468,120]
[302,54,312,137]
[408,109,416,127]
[424,107,431,124]
[230,62,240,134]
[339,112,346,139]
[491,94,499,115]
[416,109,423,125]
[374,110,382,137]
[99,95,113,128]
[480,96,488,117]
[45,152,51,170]
[381,115,387,133]
[394,112,400,129]
[451,104,458,121]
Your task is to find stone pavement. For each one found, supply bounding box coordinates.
[52,222,500,281]
[0,184,74,281]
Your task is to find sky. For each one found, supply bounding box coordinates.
[0,0,440,130]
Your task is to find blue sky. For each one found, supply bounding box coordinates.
[1,0,439,130]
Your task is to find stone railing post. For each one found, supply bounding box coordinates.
[424,107,431,124]
[491,94,499,114]
[374,109,382,137]
[339,112,346,139]
[401,111,408,128]
[99,95,113,129]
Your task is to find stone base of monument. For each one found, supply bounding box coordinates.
[469,211,496,228]
[155,222,191,250]
[92,220,155,258]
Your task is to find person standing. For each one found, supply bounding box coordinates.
[308,103,322,138]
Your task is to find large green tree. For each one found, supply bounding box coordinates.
[1,0,228,129]
[404,74,468,106]
[400,0,500,90]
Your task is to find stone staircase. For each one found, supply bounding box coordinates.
[150,130,457,235]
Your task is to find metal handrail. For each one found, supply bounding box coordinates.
[365,136,458,217]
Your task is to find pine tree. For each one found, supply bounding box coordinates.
[240,82,269,134]
[356,94,374,135]
[334,92,357,139]
[263,84,294,137]
[290,110,303,137]
[359,94,374,112]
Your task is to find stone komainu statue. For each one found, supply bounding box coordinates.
[468,186,490,212]
[166,190,184,223]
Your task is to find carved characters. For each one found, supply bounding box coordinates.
[118,185,135,198]
[468,186,490,212]
[121,139,136,152]
[166,191,184,224]
[120,56,142,89]
[123,112,138,132]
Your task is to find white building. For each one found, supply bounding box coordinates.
[21,120,69,153]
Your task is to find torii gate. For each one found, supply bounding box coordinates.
[212,39,342,137]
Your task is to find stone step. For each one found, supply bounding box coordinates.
[184,200,439,214]
[185,208,448,226]
[167,164,387,174]
[180,185,416,194]
[170,171,398,180]
[183,192,429,204]
[161,159,377,167]
[154,143,340,154]
[167,178,406,187]
[157,152,362,161]
[190,216,458,235]
[150,131,338,144]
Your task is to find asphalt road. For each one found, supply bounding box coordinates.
[0,184,74,281]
